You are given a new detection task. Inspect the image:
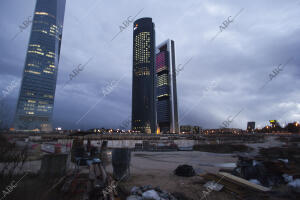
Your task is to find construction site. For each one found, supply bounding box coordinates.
[0,133,300,200]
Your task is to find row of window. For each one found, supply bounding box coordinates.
[24,91,53,99]
[157,74,168,86]
[157,93,169,98]
[134,66,151,76]
[35,11,56,19]
[134,32,151,64]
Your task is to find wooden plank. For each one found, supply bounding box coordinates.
[202,173,249,198]
[218,172,270,192]
[202,174,245,193]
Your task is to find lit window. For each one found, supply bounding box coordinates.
[25,70,41,75]
[43,70,53,74]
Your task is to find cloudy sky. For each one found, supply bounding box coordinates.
[0,0,299,130]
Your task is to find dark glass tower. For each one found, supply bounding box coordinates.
[156,40,179,134]
[132,18,156,134]
[13,0,66,132]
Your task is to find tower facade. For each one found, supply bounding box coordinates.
[156,40,179,134]
[132,18,156,134]
[247,121,255,132]
[14,0,66,132]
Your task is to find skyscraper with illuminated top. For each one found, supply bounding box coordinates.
[13,0,66,132]
[131,18,156,134]
[156,39,179,134]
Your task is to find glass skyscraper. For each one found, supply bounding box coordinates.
[156,40,179,134]
[132,18,156,134]
[13,0,66,132]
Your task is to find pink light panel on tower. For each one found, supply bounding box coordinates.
[156,51,166,72]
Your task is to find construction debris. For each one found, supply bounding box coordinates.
[288,179,300,188]
[127,185,177,200]
[142,190,160,200]
[203,181,224,191]
[230,147,300,188]
[219,172,270,192]
[201,172,268,199]
[207,145,300,199]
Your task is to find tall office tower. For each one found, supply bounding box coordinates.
[156,40,179,134]
[247,121,255,132]
[132,18,156,134]
[13,0,66,132]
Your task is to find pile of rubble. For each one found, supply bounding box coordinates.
[228,146,300,188]
[231,156,294,187]
[127,185,178,200]
[200,145,300,199]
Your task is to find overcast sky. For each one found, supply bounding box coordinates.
[0,0,299,130]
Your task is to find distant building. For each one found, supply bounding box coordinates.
[180,125,201,134]
[203,128,244,134]
[286,122,300,133]
[247,121,255,131]
[193,126,202,134]
[156,39,179,134]
[269,120,280,128]
[131,18,156,134]
[13,0,66,132]
[180,125,192,134]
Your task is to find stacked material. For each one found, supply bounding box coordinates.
[201,145,300,199]
[201,172,270,199]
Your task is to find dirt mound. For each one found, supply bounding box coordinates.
[174,165,196,177]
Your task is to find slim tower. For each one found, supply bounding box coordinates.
[14,0,66,132]
[132,18,156,134]
[156,40,179,133]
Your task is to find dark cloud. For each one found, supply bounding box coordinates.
[0,0,299,130]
